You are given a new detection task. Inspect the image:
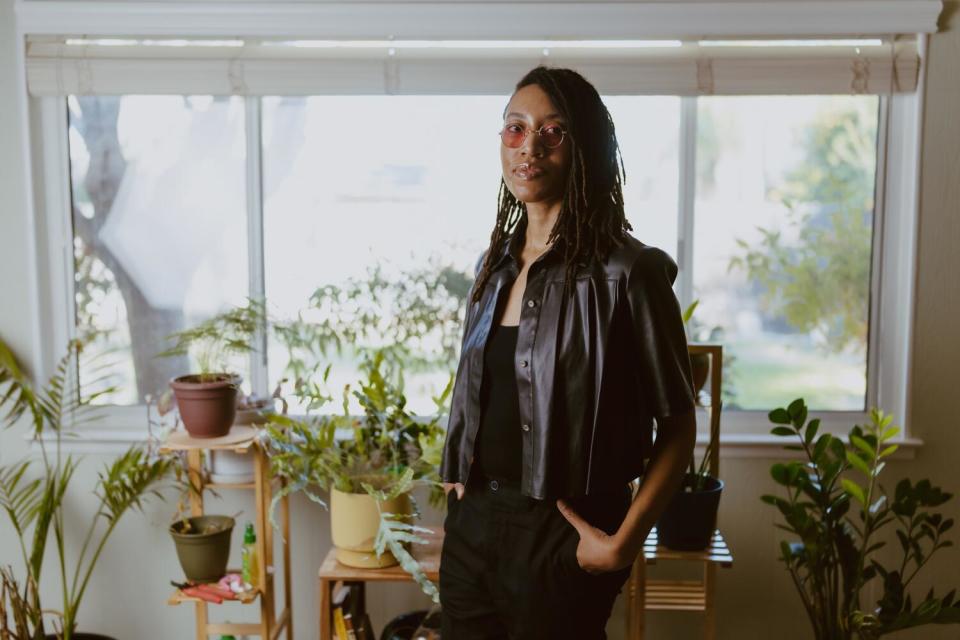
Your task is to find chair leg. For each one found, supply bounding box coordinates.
[626,555,646,640]
[704,562,716,640]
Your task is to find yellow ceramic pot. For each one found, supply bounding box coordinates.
[330,486,412,568]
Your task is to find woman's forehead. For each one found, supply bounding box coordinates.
[503,85,564,121]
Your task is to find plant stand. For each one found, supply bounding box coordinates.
[625,344,734,640]
[317,529,442,640]
[162,426,293,639]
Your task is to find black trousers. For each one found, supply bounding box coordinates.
[439,467,633,639]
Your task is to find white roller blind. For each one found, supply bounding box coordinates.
[26,36,920,97]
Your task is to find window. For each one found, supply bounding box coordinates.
[63,90,882,427]
[24,22,927,443]
[692,95,879,411]
[260,95,680,414]
[67,95,250,406]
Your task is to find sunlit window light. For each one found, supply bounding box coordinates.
[699,39,884,47]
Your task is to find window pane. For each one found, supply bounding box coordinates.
[693,95,878,411]
[262,95,680,415]
[68,95,250,405]
[605,96,681,258]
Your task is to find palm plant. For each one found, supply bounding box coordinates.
[0,337,172,639]
[762,398,960,639]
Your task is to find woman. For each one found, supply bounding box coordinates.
[439,66,698,639]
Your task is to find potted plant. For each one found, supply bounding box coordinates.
[263,349,451,603]
[655,435,724,550]
[168,514,236,583]
[762,398,960,639]
[0,337,173,639]
[158,300,266,438]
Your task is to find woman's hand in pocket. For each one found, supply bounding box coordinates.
[556,499,632,574]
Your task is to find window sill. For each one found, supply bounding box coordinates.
[28,425,923,460]
[694,433,923,460]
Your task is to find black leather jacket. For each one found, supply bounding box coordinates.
[440,217,697,499]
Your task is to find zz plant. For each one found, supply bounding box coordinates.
[762,398,959,639]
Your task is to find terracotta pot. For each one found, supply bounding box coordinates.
[656,473,724,551]
[169,515,235,582]
[169,373,241,438]
[330,487,412,568]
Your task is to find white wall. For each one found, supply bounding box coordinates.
[2,1,958,638]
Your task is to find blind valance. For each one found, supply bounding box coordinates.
[25,36,920,96]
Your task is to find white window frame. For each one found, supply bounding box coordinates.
[15,1,931,457]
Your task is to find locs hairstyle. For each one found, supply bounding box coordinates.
[471,65,632,304]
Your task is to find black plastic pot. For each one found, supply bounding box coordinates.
[656,473,724,551]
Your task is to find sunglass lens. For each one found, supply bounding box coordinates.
[541,126,564,148]
[501,128,524,148]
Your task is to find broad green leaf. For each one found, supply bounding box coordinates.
[769,408,791,425]
[842,478,866,505]
[846,450,871,476]
[850,434,874,458]
[880,444,899,458]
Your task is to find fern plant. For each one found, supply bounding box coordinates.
[0,337,173,639]
[263,348,452,601]
[157,298,266,381]
[762,398,960,639]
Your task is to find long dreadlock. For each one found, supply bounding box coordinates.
[471,65,633,304]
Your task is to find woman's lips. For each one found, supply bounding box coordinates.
[514,163,545,180]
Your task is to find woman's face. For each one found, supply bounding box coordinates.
[500,83,572,207]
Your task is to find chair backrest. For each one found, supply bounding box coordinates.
[688,344,723,478]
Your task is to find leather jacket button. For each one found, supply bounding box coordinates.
[526,299,537,308]
[521,423,530,432]
[519,360,528,368]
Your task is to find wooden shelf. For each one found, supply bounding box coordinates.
[168,586,260,606]
[626,344,734,640]
[159,425,258,453]
[642,527,733,567]
[318,529,442,583]
[162,429,292,639]
[644,579,708,611]
[206,481,256,490]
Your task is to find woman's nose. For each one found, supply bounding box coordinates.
[520,131,545,157]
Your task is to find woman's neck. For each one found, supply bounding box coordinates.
[524,200,561,253]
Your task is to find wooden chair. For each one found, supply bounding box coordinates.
[625,344,734,640]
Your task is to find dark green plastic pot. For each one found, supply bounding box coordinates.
[169,515,235,582]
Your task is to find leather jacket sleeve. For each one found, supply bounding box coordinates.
[623,247,697,420]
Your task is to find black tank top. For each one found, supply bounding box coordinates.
[475,322,523,483]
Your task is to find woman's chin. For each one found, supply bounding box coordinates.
[510,185,563,207]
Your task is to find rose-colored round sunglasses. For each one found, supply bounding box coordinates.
[499,123,567,149]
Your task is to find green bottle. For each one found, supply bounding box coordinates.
[241,522,259,587]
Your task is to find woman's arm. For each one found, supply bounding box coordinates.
[557,407,697,573]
